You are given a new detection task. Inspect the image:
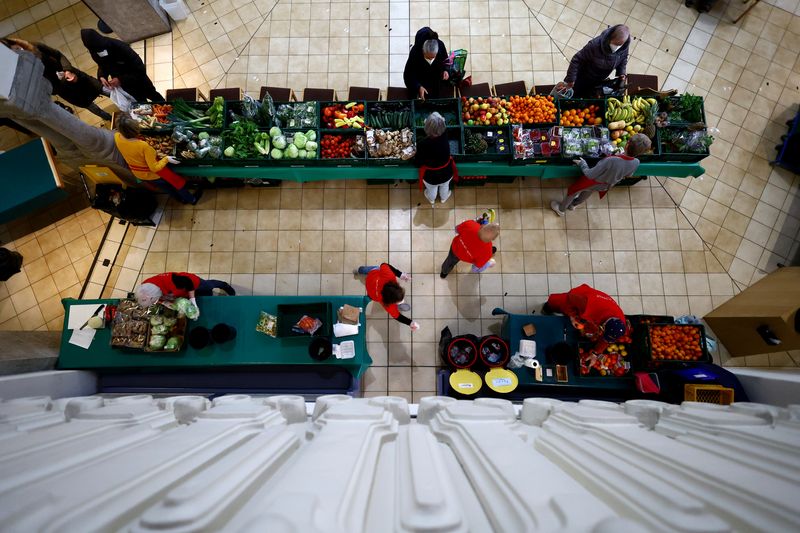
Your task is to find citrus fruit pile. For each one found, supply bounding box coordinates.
[649,325,704,361]
[505,95,557,124]
[559,104,603,127]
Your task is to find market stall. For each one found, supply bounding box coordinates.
[58,295,372,395]
[127,94,711,182]
[437,309,727,404]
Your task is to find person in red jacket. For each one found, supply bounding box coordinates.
[543,284,629,353]
[440,221,500,278]
[356,263,419,331]
[134,272,235,312]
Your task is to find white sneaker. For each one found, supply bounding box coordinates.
[550,200,566,217]
[567,204,577,211]
[211,288,230,296]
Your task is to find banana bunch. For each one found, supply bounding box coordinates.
[606,96,658,124]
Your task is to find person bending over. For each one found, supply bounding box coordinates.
[356,263,419,331]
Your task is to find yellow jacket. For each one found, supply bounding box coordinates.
[114,132,168,181]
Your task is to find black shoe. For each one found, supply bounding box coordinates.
[440,272,448,279]
[190,187,204,205]
[541,302,554,315]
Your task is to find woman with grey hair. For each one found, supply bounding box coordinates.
[416,112,457,204]
[404,27,449,100]
[551,133,651,216]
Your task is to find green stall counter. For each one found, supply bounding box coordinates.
[58,296,373,379]
[174,161,704,182]
[0,138,67,224]
[440,309,636,401]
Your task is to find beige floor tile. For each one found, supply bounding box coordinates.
[43,247,70,274]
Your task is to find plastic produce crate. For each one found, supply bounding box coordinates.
[319,101,366,131]
[456,126,512,163]
[636,323,711,365]
[173,129,225,166]
[684,384,734,405]
[662,95,706,125]
[221,127,271,166]
[366,128,417,167]
[272,100,319,130]
[318,131,368,166]
[268,129,320,166]
[659,126,711,163]
[502,94,559,128]
[558,98,606,127]
[224,100,269,129]
[412,98,462,128]
[276,302,332,338]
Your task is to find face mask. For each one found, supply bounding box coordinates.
[97,49,109,57]
[425,57,435,65]
[610,44,621,53]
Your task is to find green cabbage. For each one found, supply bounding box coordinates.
[298,149,307,158]
[149,335,166,349]
[269,126,282,138]
[306,149,316,159]
[305,141,317,151]
[271,147,283,159]
[174,297,199,320]
[164,336,181,350]
[293,132,307,148]
[150,315,164,326]
[285,144,299,159]
[306,130,316,141]
[272,135,287,149]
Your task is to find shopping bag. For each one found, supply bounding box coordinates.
[445,49,468,85]
[109,86,137,112]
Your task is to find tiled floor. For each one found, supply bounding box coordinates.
[1,0,800,398]
[0,205,109,331]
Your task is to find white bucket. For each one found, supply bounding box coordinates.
[159,0,190,21]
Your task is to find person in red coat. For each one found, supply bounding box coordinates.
[356,263,419,331]
[134,272,235,315]
[543,284,629,353]
[440,221,500,278]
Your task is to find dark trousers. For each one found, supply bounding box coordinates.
[195,279,235,296]
[440,247,460,277]
[440,245,497,277]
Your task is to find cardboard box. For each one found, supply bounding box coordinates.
[704,267,800,356]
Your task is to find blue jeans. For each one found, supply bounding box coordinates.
[195,278,235,296]
[357,266,378,275]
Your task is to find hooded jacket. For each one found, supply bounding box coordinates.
[403,27,448,98]
[80,29,146,80]
[565,25,630,88]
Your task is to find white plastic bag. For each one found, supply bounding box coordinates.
[109,86,137,112]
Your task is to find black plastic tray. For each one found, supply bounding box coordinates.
[277,302,332,338]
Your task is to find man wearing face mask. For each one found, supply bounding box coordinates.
[558,24,630,98]
[404,27,449,101]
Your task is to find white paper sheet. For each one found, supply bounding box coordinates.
[68,328,96,349]
[66,304,104,329]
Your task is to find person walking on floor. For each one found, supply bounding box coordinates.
[551,133,651,216]
[356,263,419,331]
[416,112,457,205]
[114,116,199,204]
[80,28,164,102]
[440,221,500,278]
[403,27,449,100]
